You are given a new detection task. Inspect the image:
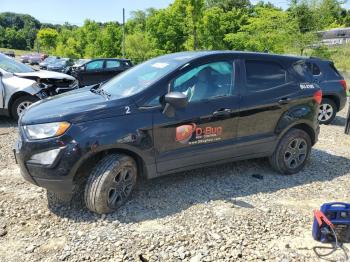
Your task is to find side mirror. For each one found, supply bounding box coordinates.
[164,92,188,108]
[162,92,188,117]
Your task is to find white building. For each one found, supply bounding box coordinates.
[319,27,350,46]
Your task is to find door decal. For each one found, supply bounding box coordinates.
[176,124,223,145]
[176,124,196,144]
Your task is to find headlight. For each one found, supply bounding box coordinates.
[24,122,71,140]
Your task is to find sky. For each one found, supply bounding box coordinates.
[0,0,349,25]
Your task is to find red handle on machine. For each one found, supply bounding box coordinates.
[314,210,335,229]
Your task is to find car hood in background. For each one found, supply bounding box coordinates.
[20,87,132,125]
[15,70,75,81]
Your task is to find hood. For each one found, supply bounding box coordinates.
[15,70,75,81]
[20,87,133,125]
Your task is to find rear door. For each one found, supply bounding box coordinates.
[237,58,300,154]
[80,60,105,86]
[104,60,124,81]
[152,57,241,173]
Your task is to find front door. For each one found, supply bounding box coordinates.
[0,74,4,109]
[152,59,240,174]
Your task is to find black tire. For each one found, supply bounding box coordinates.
[84,154,137,214]
[11,95,38,120]
[318,98,337,125]
[269,128,311,175]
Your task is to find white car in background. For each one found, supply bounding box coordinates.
[0,54,78,120]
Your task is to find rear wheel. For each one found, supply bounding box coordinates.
[318,98,337,125]
[11,95,38,120]
[269,129,311,175]
[84,154,137,214]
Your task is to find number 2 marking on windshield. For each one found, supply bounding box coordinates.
[125,106,131,114]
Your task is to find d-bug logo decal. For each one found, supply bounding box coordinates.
[176,123,223,145]
[176,124,196,144]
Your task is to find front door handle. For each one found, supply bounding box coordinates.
[213,108,231,117]
[278,98,291,105]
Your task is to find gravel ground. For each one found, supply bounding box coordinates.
[0,102,350,262]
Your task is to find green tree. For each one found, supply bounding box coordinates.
[147,4,187,53]
[199,7,247,49]
[224,6,295,53]
[125,32,157,63]
[206,0,251,11]
[186,0,205,50]
[37,28,58,52]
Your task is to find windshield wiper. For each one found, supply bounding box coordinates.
[90,84,111,100]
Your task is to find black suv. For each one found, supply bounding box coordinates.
[71,58,133,87]
[15,51,321,214]
[305,58,347,124]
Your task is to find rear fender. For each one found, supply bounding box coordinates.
[275,105,317,145]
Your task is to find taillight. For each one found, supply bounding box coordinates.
[340,79,347,92]
[313,90,323,104]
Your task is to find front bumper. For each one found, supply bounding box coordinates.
[339,94,347,112]
[14,134,81,197]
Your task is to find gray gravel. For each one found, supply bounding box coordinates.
[0,102,349,262]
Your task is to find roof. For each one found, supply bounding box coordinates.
[153,50,305,64]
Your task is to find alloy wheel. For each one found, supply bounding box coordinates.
[318,103,334,122]
[16,101,33,116]
[107,167,135,209]
[284,138,308,169]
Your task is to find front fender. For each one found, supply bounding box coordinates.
[3,75,41,109]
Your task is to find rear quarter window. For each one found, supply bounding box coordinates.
[245,60,287,91]
[306,62,321,76]
[292,62,314,82]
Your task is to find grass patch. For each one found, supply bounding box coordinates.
[0,47,30,56]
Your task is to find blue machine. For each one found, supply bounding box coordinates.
[313,202,350,243]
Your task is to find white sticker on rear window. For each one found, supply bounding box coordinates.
[152,62,169,69]
[300,84,315,89]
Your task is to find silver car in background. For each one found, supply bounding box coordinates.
[0,54,78,120]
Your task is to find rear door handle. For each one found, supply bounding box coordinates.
[213,108,231,117]
[278,98,291,105]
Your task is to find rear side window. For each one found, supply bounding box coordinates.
[106,60,121,69]
[245,60,286,91]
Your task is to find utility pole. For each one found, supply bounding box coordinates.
[122,8,125,58]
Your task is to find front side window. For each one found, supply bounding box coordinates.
[245,60,286,91]
[106,60,121,69]
[86,60,104,71]
[171,61,234,102]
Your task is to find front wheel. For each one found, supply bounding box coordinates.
[84,154,137,214]
[11,95,39,120]
[269,129,311,175]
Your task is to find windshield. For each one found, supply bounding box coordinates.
[52,59,67,66]
[102,57,184,98]
[0,54,34,73]
[76,59,89,66]
[44,57,57,63]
